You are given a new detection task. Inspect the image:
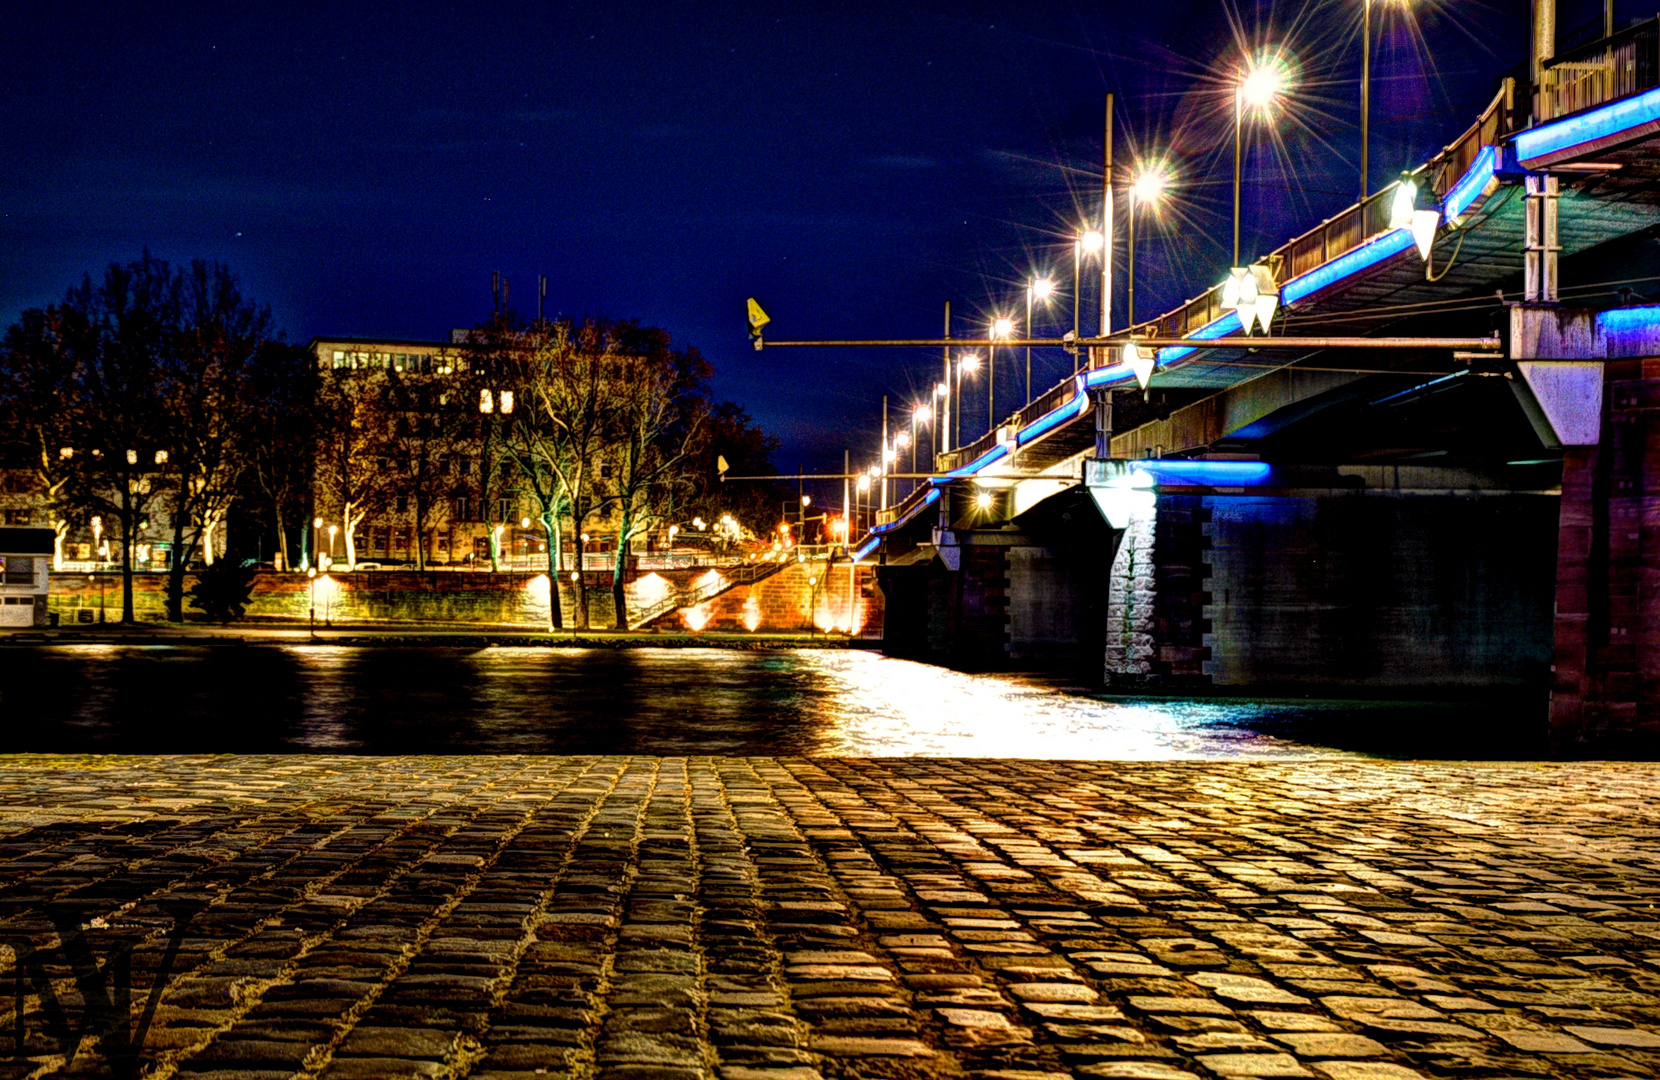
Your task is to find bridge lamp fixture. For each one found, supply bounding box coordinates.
[914,405,933,424]
[801,495,811,508]
[992,317,1015,339]
[1073,230,1105,359]
[856,474,871,494]
[1025,279,1055,403]
[934,382,948,398]
[1221,265,1280,335]
[895,432,911,450]
[1120,341,1156,392]
[959,354,981,374]
[1389,176,1441,263]
[868,465,881,478]
[975,491,993,511]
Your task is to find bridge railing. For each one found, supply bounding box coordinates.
[913,82,1515,524]
[1538,17,1660,123]
[1121,82,1512,345]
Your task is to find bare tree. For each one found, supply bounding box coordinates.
[603,327,710,628]
[1,309,79,566]
[384,360,469,570]
[154,260,280,620]
[315,365,395,570]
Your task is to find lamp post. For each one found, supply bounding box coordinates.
[1234,59,1287,267]
[479,385,514,571]
[911,405,931,488]
[1128,164,1170,328]
[307,567,317,639]
[1024,278,1054,405]
[1074,230,1104,371]
[953,354,981,451]
[311,516,323,573]
[989,317,1013,436]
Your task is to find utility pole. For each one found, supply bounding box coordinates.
[942,301,951,455]
[880,395,890,511]
[1102,92,1114,339]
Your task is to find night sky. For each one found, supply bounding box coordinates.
[4,1,1544,487]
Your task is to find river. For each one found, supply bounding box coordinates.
[0,644,1534,757]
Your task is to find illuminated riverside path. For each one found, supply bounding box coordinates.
[0,755,1655,1079]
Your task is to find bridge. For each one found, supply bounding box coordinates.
[763,14,1660,752]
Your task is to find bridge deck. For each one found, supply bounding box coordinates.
[863,62,1660,551]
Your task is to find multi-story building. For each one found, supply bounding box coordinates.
[307,335,639,571]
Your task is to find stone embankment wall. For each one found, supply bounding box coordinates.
[671,561,883,635]
[45,559,883,635]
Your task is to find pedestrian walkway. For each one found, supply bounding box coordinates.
[0,756,1655,1079]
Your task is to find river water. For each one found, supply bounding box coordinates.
[0,645,1532,758]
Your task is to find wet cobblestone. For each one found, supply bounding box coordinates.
[0,757,1654,1079]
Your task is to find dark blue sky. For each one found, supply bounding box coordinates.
[3,1,1546,475]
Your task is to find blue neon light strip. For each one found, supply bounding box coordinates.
[870,487,939,534]
[945,442,1009,478]
[1016,392,1090,445]
[1083,362,1135,389]
[1598,304,1660,333]
[1443,144,1496,221]
[851,536,880,561]
[1283,227,1414,305]
[859,110,1506,560]
[1136,460,1272,485]
[1515,85,1660,165]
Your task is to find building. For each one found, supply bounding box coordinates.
[0,469,227,573]
[0,527,54,628]
[307,335,642,571]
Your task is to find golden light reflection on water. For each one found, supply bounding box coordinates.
[779,651,1357,759]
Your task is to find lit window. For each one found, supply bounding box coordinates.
[333,351,345,369]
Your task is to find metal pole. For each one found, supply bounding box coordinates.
[1361,0,1370,201]
[843,449,850,554]
[1072,235,1082,372]
[1025,284,1033,405]
[1127,196,1137,329]
[987,335,995,437]
[880,395,889,511]
[942,301,951,455]
[1102,92,1114,338]
[1233,84,1243,267]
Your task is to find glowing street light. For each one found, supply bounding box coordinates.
[1072,228,1107,373]
[1025,277,1055,405]
[951,353,981,452]
[988,317,1014,435]
[1234,56,1290,268]
[1127,162,1171,328]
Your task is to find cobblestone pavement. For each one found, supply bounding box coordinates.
[0,758,1657,1080]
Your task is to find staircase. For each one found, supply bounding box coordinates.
[631,559,791,628]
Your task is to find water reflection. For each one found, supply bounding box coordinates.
[0,645,1523,757]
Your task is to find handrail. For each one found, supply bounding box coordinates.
[1537,17,1660,123]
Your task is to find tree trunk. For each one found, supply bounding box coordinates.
[119,481,134,624]
[166,508,187,622]
[542,512,563,631]
[343,500,359,570]
[274,507,289,571]
[570,508,588,630]
[50,518,67,571]
[549,510,564,630]
[414,493,427,571]
[612,506,632,631]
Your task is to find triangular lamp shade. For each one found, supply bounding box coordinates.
[1123,341,1155,390]
[1411,209,1440,262]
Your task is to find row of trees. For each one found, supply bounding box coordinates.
[0,255,783,626]
[1,254,296,622]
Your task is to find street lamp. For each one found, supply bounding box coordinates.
[989,318,1014,436]
[1234,57,1288,268]
[480,384,513,571]
[912,404,932,477]
[1074,229,1105,371]
[312,516,323,573]
[327,524,338,570]
[1025,277,1054,405]
[1128,164,1170,329]
[953,354,981,452]
[307,567,318,639]
[1359,1,1410,200]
